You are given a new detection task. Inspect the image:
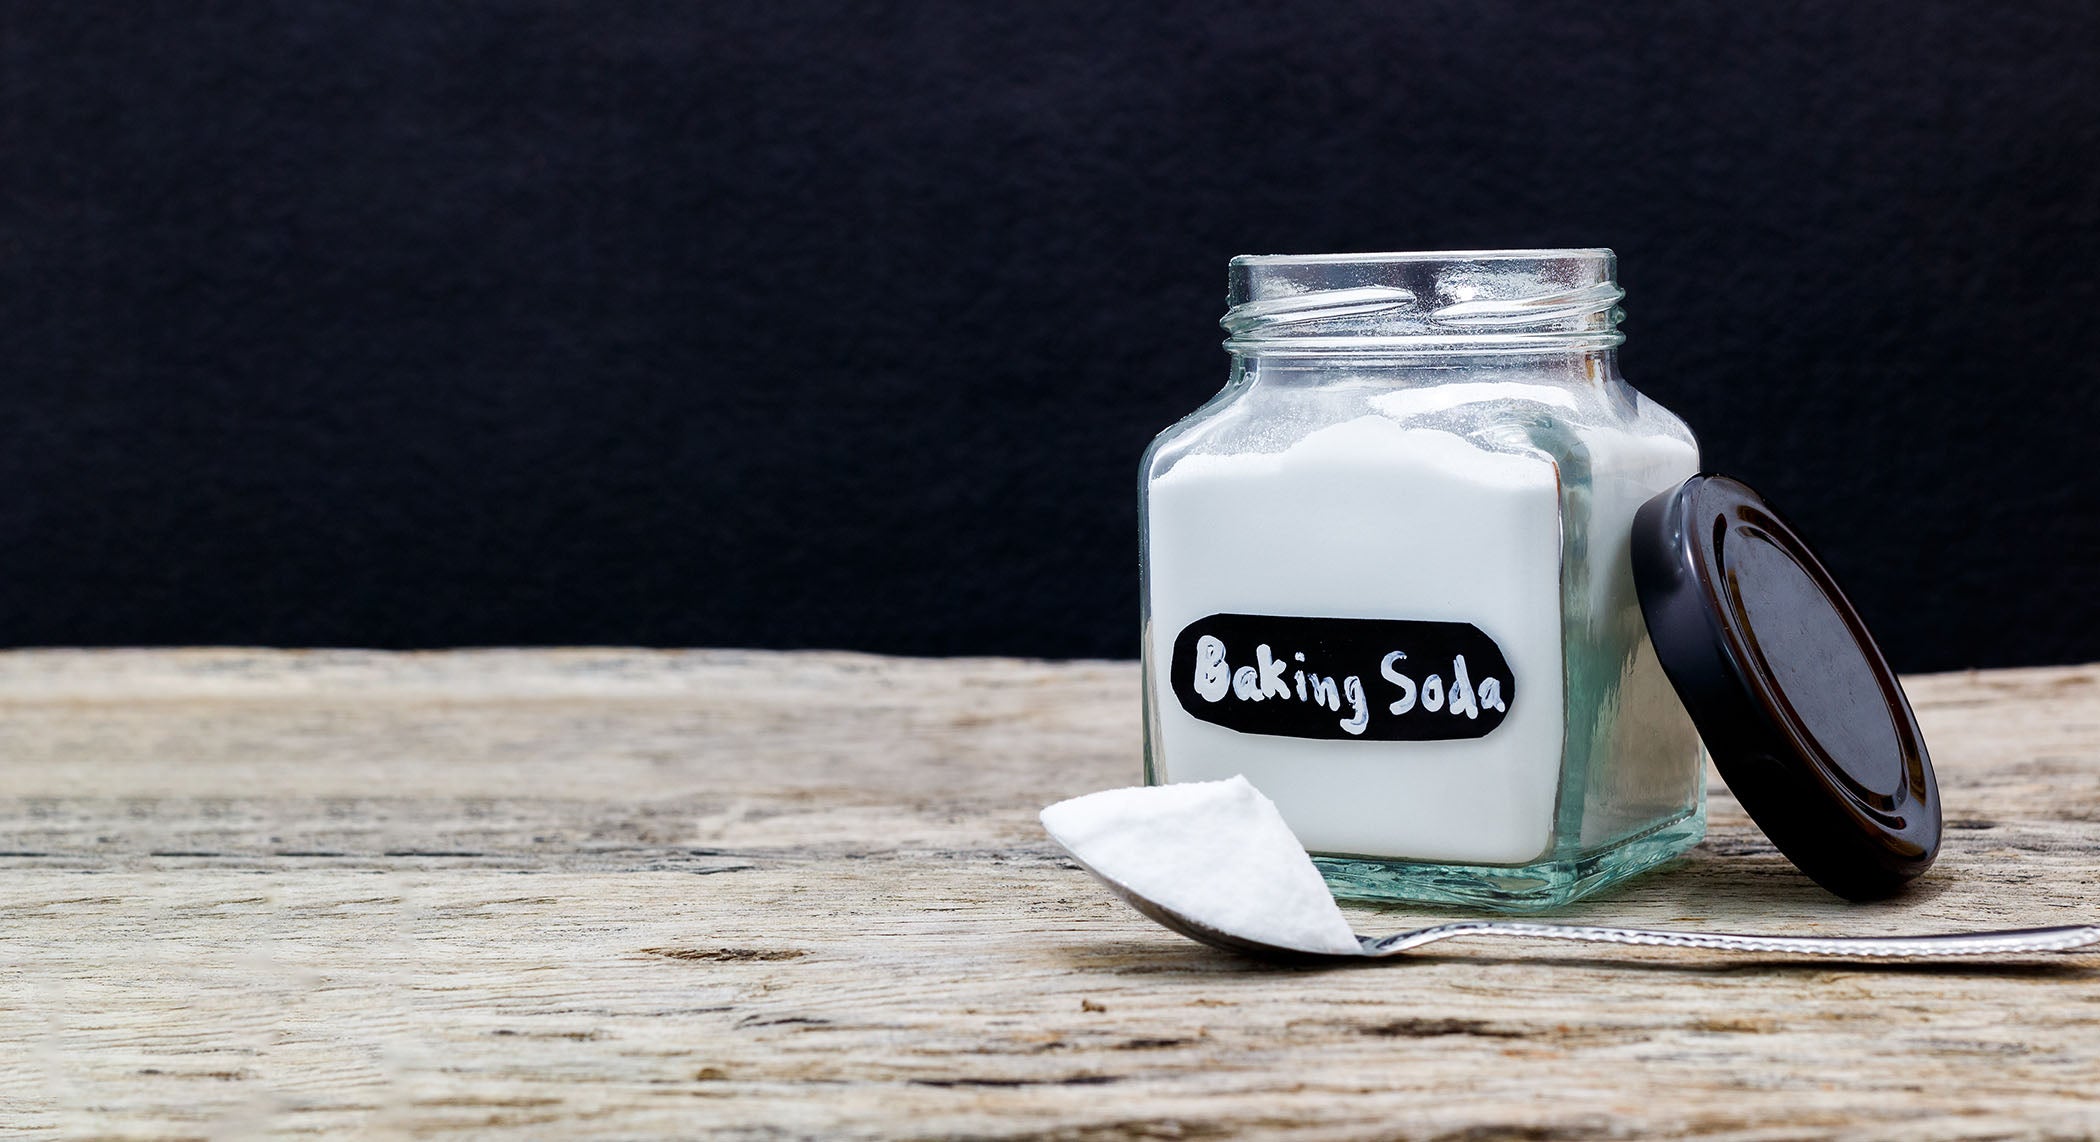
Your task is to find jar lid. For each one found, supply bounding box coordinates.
[1631,475,1941,900]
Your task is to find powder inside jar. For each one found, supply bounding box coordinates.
[1145,411,1699,865]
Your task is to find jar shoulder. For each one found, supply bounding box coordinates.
[1140,379,1255,483]
[1614,377,1698,452]
[1145,369,1698,487]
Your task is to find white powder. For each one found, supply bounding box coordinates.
[1040,776,1362,956]
[1564,424,1708,846]
[1147,414,1566,864]
[1145,410,1697,865]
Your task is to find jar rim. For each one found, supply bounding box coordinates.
[1222,249,1625,355]
[1229,247,1614,267]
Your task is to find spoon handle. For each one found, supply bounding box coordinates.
[1371,921,2100,958]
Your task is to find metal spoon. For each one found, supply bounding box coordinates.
[1080,859,2100,962]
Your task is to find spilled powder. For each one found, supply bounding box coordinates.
[1040,776,1363,956]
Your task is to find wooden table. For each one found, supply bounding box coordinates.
[1,650,2096,1138]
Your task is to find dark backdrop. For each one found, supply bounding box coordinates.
[3,2,2096,670]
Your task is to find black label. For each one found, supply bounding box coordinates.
[1169,613,1516,741]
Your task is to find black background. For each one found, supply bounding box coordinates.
[2,2,2095,670]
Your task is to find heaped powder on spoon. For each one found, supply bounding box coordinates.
[1040,776,1362,956]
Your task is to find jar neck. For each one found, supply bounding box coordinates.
[1220,249,1626,361]
[1230,347,1625,390]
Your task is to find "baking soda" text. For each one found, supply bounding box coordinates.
[1189,635,1507,737]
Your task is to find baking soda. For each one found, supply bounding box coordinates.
[1145,409,1696,865]
[1040,776,1361,956]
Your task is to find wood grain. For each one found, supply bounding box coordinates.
[0,649,2097,1139]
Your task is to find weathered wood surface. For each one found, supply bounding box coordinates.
[0,649,2097,1140]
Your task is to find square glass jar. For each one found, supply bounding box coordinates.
[1139,250,1706,911]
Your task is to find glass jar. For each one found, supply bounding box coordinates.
[1139,249,1706,911]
